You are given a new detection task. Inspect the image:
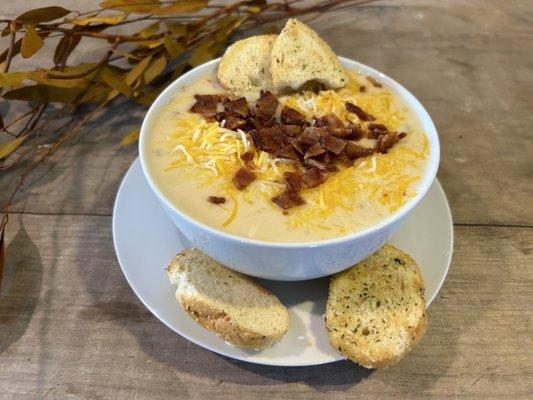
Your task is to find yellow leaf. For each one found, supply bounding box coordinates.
[165,23,187,37]
[2,85,84,103]
[101,68,132,96]
[0,135,27,159]
[100,0,160,13]
[139,22,159,39]
[152,0,207,15]
[126,55,152,86]
[164,33,183,58]
[21,25,44,58]
[188,41,213,67]
[143,56,166,85]
[16,6,71,23]
[121,128,140,146]
[137,39,163,49]
[0,72,31,87]
[68,13,126,26]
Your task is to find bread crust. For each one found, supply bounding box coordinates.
[166,249,289,350]
[217,35,277,94]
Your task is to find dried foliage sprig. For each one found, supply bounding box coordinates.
[0,0,377,282]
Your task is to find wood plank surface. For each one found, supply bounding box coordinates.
[0,1,532,399]
[0,0,532,225]
[0,215,531,399]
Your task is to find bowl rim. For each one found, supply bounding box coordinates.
[139,56,440,249]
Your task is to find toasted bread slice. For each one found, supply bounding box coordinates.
[217,35,277,94]
[271,18,347,92]
[326,245,427,368]
[166,249,289,349]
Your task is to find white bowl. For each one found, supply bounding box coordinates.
[139,57,440,281]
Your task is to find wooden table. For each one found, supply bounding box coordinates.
[1,1,531,399]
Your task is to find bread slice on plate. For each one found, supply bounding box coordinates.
[217,34,277,94]
[271,18,347,92]
[166,248,290,349]
[326,245,427,368]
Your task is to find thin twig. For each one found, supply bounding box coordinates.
[3,21,17,72]
[45,40,121,79]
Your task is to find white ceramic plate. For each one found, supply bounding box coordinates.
[113,159,453,367]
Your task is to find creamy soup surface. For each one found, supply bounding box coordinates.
[145,70,429,242]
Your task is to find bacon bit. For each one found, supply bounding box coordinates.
[232,167,256,190]
[256,90,278,120]
[224,113,246,130]
[252,126,286,153]
[298,126,324,146]
[367,75,382,88]
[301,167,327,187]
[208,196,226,204]
[284,172,303,192]
[345,142,374,159]
[240,151,255,169]
[281,124,303,137]
[304,158,328,171]
[345,101,375,121]
[272,191,305,209]
[304,143,326,159]
[189,94,225,118]
[367,123,389,138]
[322,135,346,155]
[315,113,343,129]
[281,106,306,125]
[278,145,301,161]
[360,85,366,92]
[376,132,405,154]
[336,150,353,167]
[224,97,248,117]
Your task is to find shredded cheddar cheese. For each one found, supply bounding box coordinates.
[163,75,429,235]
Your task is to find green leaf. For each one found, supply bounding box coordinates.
[164,33,183,58]
[21,25,44,58]
[121,128,140,146]
[68,13,126,26]
[152,0,207,15]
[126,55,152,86]
[100,0,161,13]
[15,6,71,23]
[143,56,166,85]
[0,135,26,159]
[2,85,84,103]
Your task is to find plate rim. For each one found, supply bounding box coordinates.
[112,158,453,367]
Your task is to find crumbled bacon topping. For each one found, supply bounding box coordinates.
[190,94,224,118]
[232,167,256,190]
[345,101,375,121]
[208,196,226,204]
[272,191,305,210]
[191,92,405,210]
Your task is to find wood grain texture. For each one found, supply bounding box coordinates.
[0,0,532,225]
[0,1,532,399]
[0,215,531,399]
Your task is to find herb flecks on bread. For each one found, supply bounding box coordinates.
[166,248,290,349]
[271,18,347,92]
[326,245,427,368]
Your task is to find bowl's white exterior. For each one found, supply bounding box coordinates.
[139,57,440,281]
